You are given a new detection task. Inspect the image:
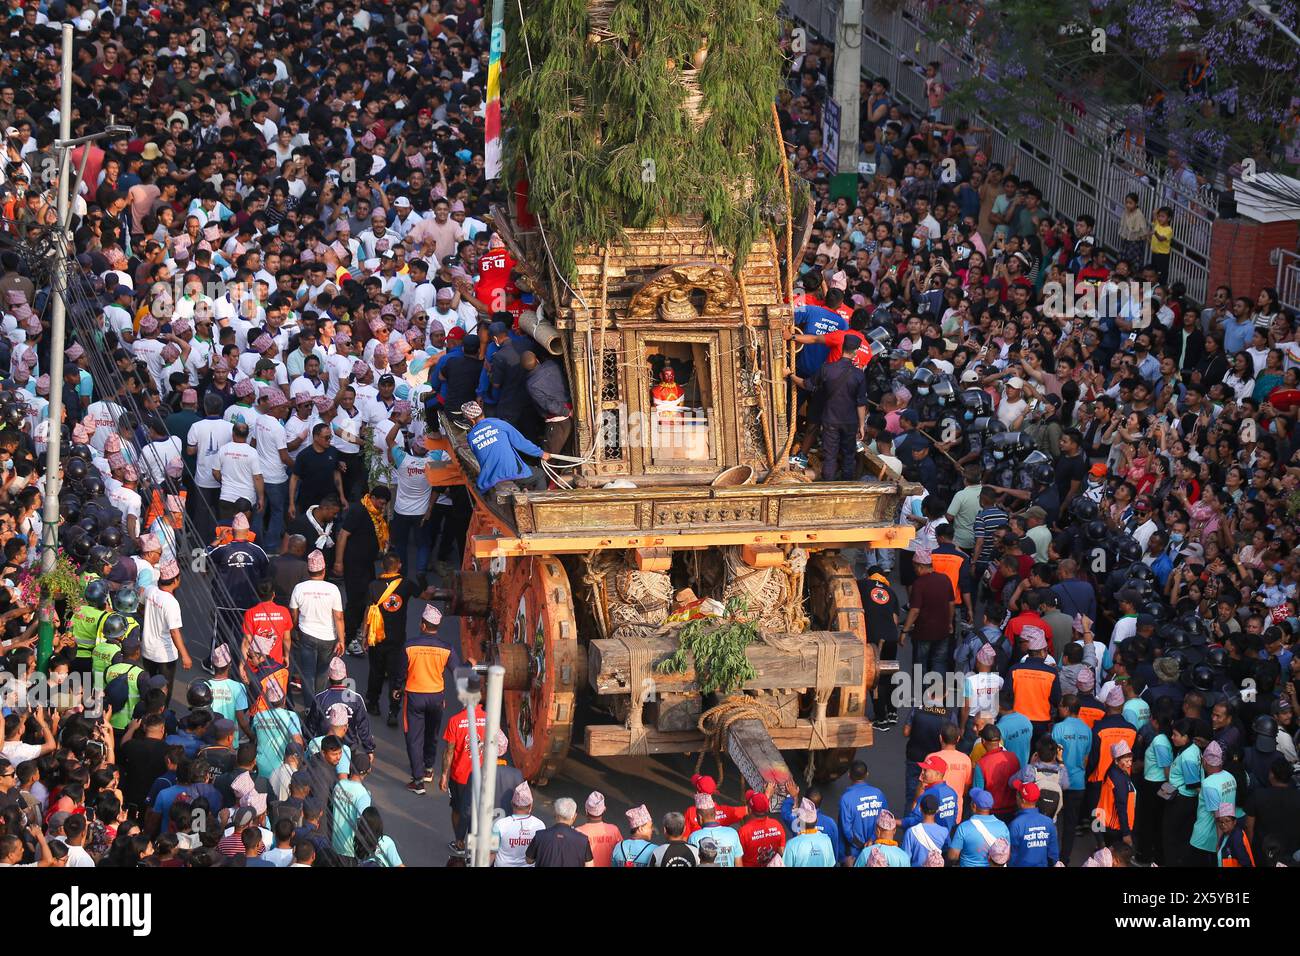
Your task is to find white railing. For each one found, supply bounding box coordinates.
[782,0,1217,301]
[1278,249,1300,313]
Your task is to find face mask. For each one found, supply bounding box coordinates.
[880,247,893,258]
[1170,533,1184,546]
[918,387,929,395]
[912,236,923,250]
[993,450,1005,461]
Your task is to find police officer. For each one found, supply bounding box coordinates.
[402,603,460,793]
[307,656,375,760]
[69,579,111,676]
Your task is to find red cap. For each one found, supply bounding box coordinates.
[745,789,770,813]
[691,774,717,795]
[446,326,467,341]
[418,108,433,118]
[1012,779,1041,802]
[917,755,947,773]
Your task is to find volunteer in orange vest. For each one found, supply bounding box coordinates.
[931,523,974,625]
[1007,626,1061,743]
[1215,803,1254,867]
[1087,686,1138,819]
[407,602,458,797]
[1096,740,1137,847]
[1073,665,1106,727]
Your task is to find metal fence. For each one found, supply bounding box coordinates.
[1278,249,1300,313]
[783,0,1217,301]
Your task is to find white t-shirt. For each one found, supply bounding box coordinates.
[290,578,343,643]
[187,418,235,489]
[965,672,1004,719]
[132,337,167,385]
[140,436,183,486]
[215,441,263,503]
[330,407,363,454]
[997,395,1028,429]
[254,414,290,484]
[284,414,314,460]
[1,740,42,764]
[391,448,431,516]
[491,813,544,867]
[107,484,143,531]
[141,584,184,663]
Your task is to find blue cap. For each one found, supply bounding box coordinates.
[487,321,509,336]
[970,788,994,810]
[900,409,920,424]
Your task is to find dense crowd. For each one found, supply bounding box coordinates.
[0,1,1297,869]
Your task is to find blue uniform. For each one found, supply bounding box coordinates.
[900,821,949,867]
[783,830,837,867]
[778,796,841,858]
[1052,716,1092,791]
[466,417,543,492]
[795,305,848,379]
[997,710,1034,769]
[1007,807,1059,866]
[948,814,1011,867]
[307,684,375,756]
[837,781,888,858]
[902,782,958,835]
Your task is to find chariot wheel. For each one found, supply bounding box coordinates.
[467,527,579,784]
[805,552,876,782]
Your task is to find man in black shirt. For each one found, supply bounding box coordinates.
[116,714,172,814]
[285,494,342,568]
[440,333,485,413]
[526,796,594,867]
[1245,759,1300,864]
[290,424,345,515]
[859,566,901,727]
[364,552,423,725]
[788,333,868,481]
[1053,428,1088,512]
[334,486,389,655]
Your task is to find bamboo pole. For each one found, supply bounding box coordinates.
[771,102,799,470]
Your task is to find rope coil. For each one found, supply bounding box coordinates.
[693,694,783,784]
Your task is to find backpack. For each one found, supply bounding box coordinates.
[954,625,1007,674]
[1030,765,1064,823]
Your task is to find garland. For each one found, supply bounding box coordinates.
[504,0,786,282]
[657,596,759,695]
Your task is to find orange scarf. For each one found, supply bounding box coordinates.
[363,494,389,552]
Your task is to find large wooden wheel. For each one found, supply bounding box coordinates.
[461,514,579,784]
[805,552,874,781]
[459,509,494,663]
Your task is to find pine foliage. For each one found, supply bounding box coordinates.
[504,0,786,282]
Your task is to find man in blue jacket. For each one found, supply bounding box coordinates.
[461,401,550,492]
[1006,776,1059,866]
[837,760,888,864]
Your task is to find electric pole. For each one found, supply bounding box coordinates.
[832,0,864,174]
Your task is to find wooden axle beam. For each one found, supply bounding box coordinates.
[471,524,913,559]
[589,630,864,695]
[726,718,796,796]
[584,716,873,756]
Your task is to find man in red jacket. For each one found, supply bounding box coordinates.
[972,724,1021,822]
[737,787,786,867]
[682,774,747,836]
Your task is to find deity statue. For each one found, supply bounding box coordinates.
[651,366,685,417]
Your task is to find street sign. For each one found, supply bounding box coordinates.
[822,97,840,175]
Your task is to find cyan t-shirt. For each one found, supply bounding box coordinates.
[1143,733,1174,784]
[253,708,302,778]
[1191,770,1236,852]
[687,824,743,867]
[949,814,1011,867]
[783,831,837,867]
[330,778,372,857]
[1052,717,1092,791]
[853,841,911,866]
[208,677,250,746]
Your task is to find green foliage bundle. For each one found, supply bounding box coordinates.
[504,0,786,281]
[657,596,759,695]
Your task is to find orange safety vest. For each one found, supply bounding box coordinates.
[930,551,963,603]
[1089,720,1137,784]
[1078,704,1105,729]
[1096,770,1135,832]
[144,488,187,532]
[1010,664,1056,723]
[211,526,257,547]
[249,666,289,718]
[1220,831,1255,868]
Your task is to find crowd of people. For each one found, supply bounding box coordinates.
[0,1,1296,869]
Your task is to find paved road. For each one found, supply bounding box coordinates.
[176,584,1100,866]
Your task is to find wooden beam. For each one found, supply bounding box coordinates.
[584,716,873,756]
[741,543,784,568]
[726,718,795,795]
[588,630,863,695]
[472,525,914,558]
[633,547,672,572]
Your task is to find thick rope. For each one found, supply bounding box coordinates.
[693,694,783,785]
[622,634,654,756]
